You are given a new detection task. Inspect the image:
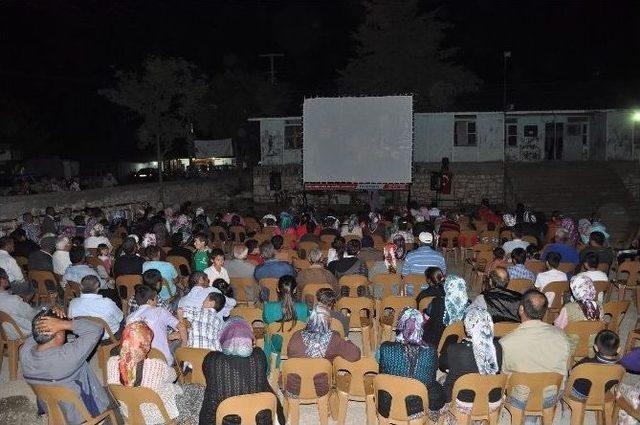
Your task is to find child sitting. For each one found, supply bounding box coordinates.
[571,329,621,400]
[97,243,112,272]
[178,291,226,351]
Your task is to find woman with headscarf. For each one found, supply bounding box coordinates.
[340,214,363,238]
[422,274,469,347]
[285,304,360,396]
[320,215,341,237]
[578,219,592,245]
[274,212,296,238]
[560,217,579,246]
[439,306,502,409]
[364,211,386,238]
[378,307,445,419]
[84,223,112,250]
[199,318,285,425]
[107,321,183,424]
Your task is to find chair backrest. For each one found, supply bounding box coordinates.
[338,274,368,297]
[266,321,306,357]
[564,320,606,359]
[371,273,402,298]
[174,347,210,385]
[439,231,459,248]
[508,278,534,293]
[0,309,27,341]
[500,230,515,241]
[625,329,640,354]
[209,226,228,245]
[402,274,427,296]
[472,243,494,253]
[602,300,629,332]
[259,278,279,301]
[320,234,336,246]
[216,392,278,425]
[543,281,570,310]
[558,262,576,274]
[378,296,416,327]
[292,257,311,271]
[298,241,319,253]
[592,281,610,302]
[563,363,625,405]
[147,347,167,363]
[229,277,258,303]
[336,296,375,329]
[75,316,118,344]
[450,373,508,418]
[229,225,247,242]
[243,217,261,234]
[493,321,519,338]
[525,260,547,275]
[31,384,95,424]
[283,234,297,249]
[522,235,538,245]
[282,358,333,399]
[373,374,429,422]
[166,255,191,275]
[116,274,143,300]
[301,283,333,305]
[108,383,175,424]
[437,321,465,354]
[506,372,563,412]
[229,306,264,325]
[418,296,434,312]
[617,260,640,283]
[29,270,58,291]
[333,356,379,397]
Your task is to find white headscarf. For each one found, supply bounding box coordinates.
[464,306,499,375]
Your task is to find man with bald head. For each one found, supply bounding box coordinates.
[471,267,521,322]
[499,289,570,377]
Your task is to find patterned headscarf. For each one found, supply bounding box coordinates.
[502,214,516,228]
[368,212,381,232]
[560,217,578,245]
[464,306,499,375]
[141,233,157,248]
[396,307,425,346]
[324,216,339,230]
[383,243,398,272]
[262,214,277,226]
[578,219,592,244]
[110,209,127,227]
[118,321,154,386]
[89,223,105,237]
[301,304,333,358]
[219,318,254,357]
[589,222,610,242]
[279,212,293,231]
[523,210,537,224]
[392,234,406,260]
[443,274,469,325]
[570,274,600,320]
[347,214,359,233]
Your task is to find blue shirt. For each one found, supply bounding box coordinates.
[62,264,105,289]
[507,264,536,281]
[401,246,447,276]
[142,261,177,300]
[541,243,579,265]
[253,259,295,281]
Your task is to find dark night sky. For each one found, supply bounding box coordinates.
[0,0,639,161]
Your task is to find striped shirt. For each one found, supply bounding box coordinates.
[401,246,447,276]
[182,306,224,351]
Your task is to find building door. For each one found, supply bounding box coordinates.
[545,122,564,160]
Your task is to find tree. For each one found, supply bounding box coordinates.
[100,56,208,201]
[338,0,480,110]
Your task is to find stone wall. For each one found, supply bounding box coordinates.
[252,165,303,203]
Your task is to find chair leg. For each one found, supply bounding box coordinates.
[8,340,19,380]
[542,407,557,425]
[317,395,330,425]
[504,405,524,425]
[488,408,501,425]
[0,341,4,376]
[362,327,372,357]
[566,400,586,425]
[335,391,348,425]
[287,398,300,425]
[604,401,614,425]
[365,394,376,425]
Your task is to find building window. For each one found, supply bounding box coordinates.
[284,119,302,150]
[567,123,589,145]
[524,125,538,138]
[454,118,477,146]
[506,124,518,146]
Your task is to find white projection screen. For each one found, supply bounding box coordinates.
[303,96,413,185]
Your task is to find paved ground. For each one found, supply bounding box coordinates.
[2,260,639,424]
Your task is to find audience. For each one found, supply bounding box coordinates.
[541,228,579,266]
[423,274,469,347]
[51,236,72,276]
[167,232,193,264]
[368,239,405,281]
[576,252,609,283]
[113,237,145,278]
[357,235,382,262]
[507,248,536,282]
[401,231,446,275]
[472,267,521,322]
[142,245,178,299]
[295,248,338,297]
[11,228,39,258]
[84,223,112,250]
[253,242,295,282]
[179,291,226,350]
[416,266,445,306]
[68,275,123,339]
[203,248,229,284]
[61,245,106,289]
[192,233,210,272]
[484,247,508,275]
[0,267,37,338]
[502,228,530,257]
[534,251,567,290]
[570,329,620,400]
[579,230,614,267]
[28,235,56,273]
[0,236,25,283]
[225,244,256,279]
[315,287,349,336]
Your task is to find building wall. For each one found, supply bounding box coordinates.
[259,119,302,165]
[606,110,635,160]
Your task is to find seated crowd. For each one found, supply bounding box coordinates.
[1,200,640,425]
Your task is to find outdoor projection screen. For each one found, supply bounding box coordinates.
[302,96,413,188]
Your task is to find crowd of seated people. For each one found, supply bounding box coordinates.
[1,199,640,424]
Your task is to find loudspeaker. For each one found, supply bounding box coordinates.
[269,172,282,191]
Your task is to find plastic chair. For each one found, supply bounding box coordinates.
[230,306,264,326]
[339,274,369,297]
[75,316,120,384]
[331,356,379,425]
[565,320,606,362]
[116,274,143,315]
[366,374,429,425]
[29,270,58,305]
[298,241,319,253]
[301,283,333,306]
[336,297,376,356]
[612,260,640,301]
[282,357,333,425]
[320,234,336,249]
[504,372,563,425]
[147,347,168,363]
[174,347,210,385]
[229,277,259,305]
[493,321,519,338]
[624,328,640,354]
[613,390,640,423]
[216,392,279,425]
[458,230,479,260]
[558,262,577,274]
[418,296,434,312]
[0,310,27,380]
[542,281,569,323]
[31,383,117,425]
[500,229,515,242]
[166,255,191,276]
[602,300,630,333]
[437,321,465,355]
[228,225,247,243]
[259,277,279,301]
[243,217,261,234]
[439,373,508,425]
[108,383,177,424]
[209,226,228,247]
[402,274,427,297]
[508,278,534,293]
[371,273,403,298]
[592,280,611,303]
[439,230,460,263]
[377,296,416,343]
[292,257,311,271]
[266,321,306,379]
[561,363,625,425]
[525,260,548,275]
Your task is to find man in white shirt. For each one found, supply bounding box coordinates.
[576,252,609,282]
[0,267,37,339]
[179,271,235,317]
[0,236,25,284]
[534,251,567,290]
[52,236,72,276]
[502,229,530,257]
[68,275,123,340]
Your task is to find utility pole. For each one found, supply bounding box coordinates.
[259,53,284,85]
